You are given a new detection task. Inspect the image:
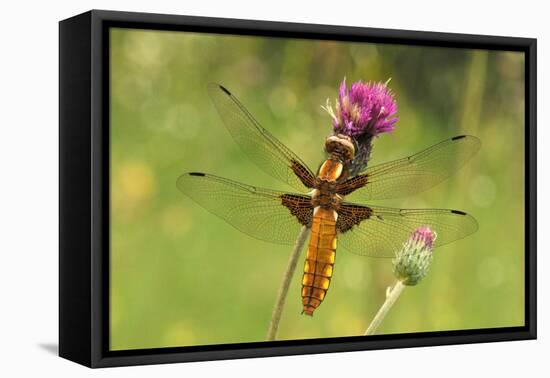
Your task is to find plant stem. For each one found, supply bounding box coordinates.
[364,280,406,336]
[266,225,309,341]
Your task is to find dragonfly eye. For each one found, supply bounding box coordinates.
[342,144,355,160]
[326,135,355,161]
[325,139,337,153]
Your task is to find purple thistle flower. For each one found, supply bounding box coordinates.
[324,78,398,138]
[322,78,399,176]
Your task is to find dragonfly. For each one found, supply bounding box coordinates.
[177,84,480,316]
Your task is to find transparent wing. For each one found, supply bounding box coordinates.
[208,83,316,192]
[337,202,478,258]
[177,172,313,245]
[338,135,481,201]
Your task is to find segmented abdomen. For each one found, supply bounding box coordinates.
[301,207,337,316]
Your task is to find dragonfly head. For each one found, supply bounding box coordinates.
[325,134,355,163]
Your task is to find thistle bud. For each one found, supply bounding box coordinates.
[392,227,437,286]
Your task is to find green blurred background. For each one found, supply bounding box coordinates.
[109,27,525,351]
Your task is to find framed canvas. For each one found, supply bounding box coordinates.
[59,9,537,368]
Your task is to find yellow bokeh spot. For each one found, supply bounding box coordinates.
[163,320,196,347]
[119,162,155,201]
[112,161,156,219]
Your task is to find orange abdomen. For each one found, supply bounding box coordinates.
[301,207,337,316]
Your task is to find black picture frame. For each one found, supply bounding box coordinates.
[59,9,537,368]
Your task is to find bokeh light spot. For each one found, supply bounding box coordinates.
[477,256,505,289]
[469,174,497,208]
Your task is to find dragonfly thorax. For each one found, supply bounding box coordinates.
[311,188,342,209]
[312,163,345,209]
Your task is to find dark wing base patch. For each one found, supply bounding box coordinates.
[336,174,369,196]
[291,159,316,189]
[336,203,373,232]
[281,194,314,227]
